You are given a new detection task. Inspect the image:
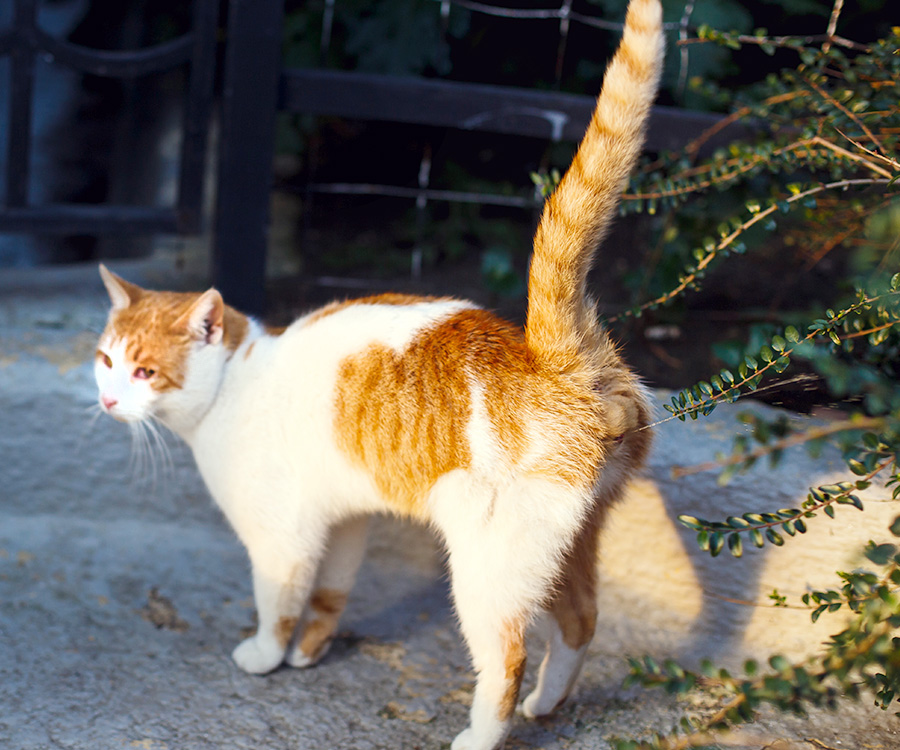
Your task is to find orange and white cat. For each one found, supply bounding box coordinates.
[94,1,662,747]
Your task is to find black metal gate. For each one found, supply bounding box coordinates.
[0,0,218,236]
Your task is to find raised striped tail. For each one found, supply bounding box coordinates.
[525,0,664,372]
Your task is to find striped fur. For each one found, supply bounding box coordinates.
[94,3,663,748]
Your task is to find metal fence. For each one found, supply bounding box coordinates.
[2,0,747,314]
[0,0,219,237]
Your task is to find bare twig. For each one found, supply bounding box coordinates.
[822,0,845,55]
[803,74,886,155]
[671,419,887,479]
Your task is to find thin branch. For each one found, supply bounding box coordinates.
[836,128,900,172]
[805,135,894,179]
[676,0,696,100]
[802,74,886,155]
[616,178,891,320]
[677,33,868,53]
[671,419,887,479]
[822,0,844,55]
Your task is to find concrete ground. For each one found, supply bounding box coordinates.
[1,259,898,750]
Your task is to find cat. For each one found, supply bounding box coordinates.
[94,1,663,747]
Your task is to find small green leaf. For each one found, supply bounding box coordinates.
[697,529,710,551]
[848,459,868,476]
[766,528,785,546]
[728,533,743,557]
[710,531,725,557]
[679,515,706,531]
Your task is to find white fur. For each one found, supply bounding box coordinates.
[95,338,151,423]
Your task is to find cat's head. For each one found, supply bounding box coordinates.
[95,264,230,431]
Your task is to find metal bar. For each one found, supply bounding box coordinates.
[213,0,285,314]
[176,0,220,233]
[304,182,536,209]
[34,31,193,79]
[0,205,179,234]
[279,69,755,151]
[7,0,37,208]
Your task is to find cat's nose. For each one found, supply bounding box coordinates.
[101,395,118,411]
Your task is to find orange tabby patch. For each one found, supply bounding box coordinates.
[500,621,527,721]
[546,506,605,650]
[110,292,197,391]
[296,588,348,661]
[109,292,248,389]
[333,308,476,517]
[276,615,300,649]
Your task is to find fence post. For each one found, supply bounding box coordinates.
[212,0,285,315]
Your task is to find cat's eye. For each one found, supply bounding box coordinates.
[133,367,156,380]
[97,351,112,369]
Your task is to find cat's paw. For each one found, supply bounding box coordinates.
[517,692,544,719]
[285,639,330,669]
[450,727,474,750]
[231,635,284,675]
[518,689,563,719]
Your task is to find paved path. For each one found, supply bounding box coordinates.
[1,261,897,749]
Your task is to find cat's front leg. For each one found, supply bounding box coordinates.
[233,548,319,675]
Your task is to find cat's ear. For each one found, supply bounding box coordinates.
[180,289,225,346]
[99,264,143,310]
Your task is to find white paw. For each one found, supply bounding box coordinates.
[518,690,560,719]
[231,635,284,675]
[450,726,508,750]
[517,691,542,719]
[285,649,314,668]
[450,727,474,750]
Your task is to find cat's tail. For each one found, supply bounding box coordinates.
[524,0,664,372]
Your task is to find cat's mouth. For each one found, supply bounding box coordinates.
[100,400,141,424]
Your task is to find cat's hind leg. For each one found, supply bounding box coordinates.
[437,476,591,750]
[519,507,602,718]
[447,576,528,750]
[287,515,370,668]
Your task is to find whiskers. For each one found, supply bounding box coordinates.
[128,417,176,491]
[81,401,176,492]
